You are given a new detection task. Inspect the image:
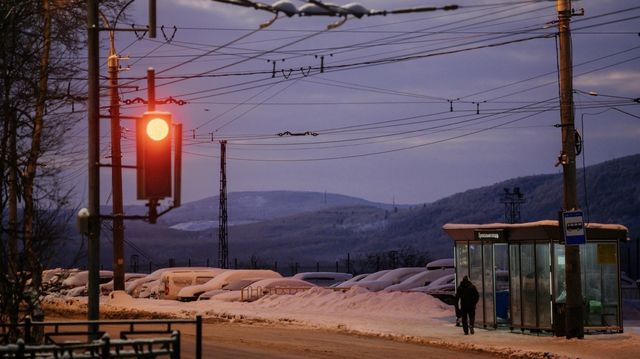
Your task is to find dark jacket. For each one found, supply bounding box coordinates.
[456,278,479,311]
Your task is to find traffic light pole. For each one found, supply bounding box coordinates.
[146,68,160,224]
[557,0,583,339]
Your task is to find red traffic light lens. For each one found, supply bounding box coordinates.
[146,118,170,141]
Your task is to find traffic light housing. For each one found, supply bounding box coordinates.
[137,111,172,200]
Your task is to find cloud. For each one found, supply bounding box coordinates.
[174,0,270,27]
[575,70,640,93]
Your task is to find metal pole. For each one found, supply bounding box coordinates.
[557,0,583,339]
[109,42,125,291]
[87,0,101,335]
[218,140,228,269]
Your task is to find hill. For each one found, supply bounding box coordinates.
[52,154,640,272]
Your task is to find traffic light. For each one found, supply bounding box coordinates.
[137,111,172,200]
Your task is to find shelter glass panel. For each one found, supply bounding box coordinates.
[456,243,469,282]
[495,244,509,324]
[536,243,552,328]
[469,243,483,326]
[554,244,566,303]
[483,244,495,327]
[510,244,522,327]
[520,244,536,328]
[582,243,620,327]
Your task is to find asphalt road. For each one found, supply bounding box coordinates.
[47,315,500,358]
[180,320,500,359]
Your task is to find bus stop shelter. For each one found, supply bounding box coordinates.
[443,221,628,334]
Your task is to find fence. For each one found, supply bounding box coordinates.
[0,333,179,359]
[0,316,201,359]
[240,286,313,302]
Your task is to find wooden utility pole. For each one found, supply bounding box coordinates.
[557,0,583,339]
[218,140,228,269]
[108,38,125,291]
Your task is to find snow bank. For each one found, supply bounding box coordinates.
[43,287,640,359]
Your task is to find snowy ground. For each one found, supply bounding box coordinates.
[44,288,640,359]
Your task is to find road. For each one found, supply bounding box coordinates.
[180,320,499,359]
[48,315,499,358]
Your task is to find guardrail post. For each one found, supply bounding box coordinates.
[24,316,31,344]
[172,330,180,359]
[195,315,202,359]
[16,338,25,359]
[101,333,111,359]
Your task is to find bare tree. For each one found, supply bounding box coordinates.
[0,0,127,340]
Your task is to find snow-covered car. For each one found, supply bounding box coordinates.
[352,267,427,292]
[409,273,456,294]
[67,285,88,297]
[384,259,454,292]
[242,278,316,301]
[62,270,113,288]
[160,268,227,300]
[291,272,352,287]
[100,273,147,295]
[409,274,457,305]
[335,270,391,289]
[125,267,213,297]
[177,269,281,301]
[332,273,370,288]
[425,258,455,271]
[138,279,162,299]
[42,268,79,293]
[621,272,640,300]
[198,278,263,301]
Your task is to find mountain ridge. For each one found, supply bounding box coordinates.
[54,153,639,271]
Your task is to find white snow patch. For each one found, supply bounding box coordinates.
[44,288,640,359]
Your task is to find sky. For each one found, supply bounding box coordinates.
[77,0,640,206]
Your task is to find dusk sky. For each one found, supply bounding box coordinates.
[75,0,639,207]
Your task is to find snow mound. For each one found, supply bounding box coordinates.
[253,287,452,321]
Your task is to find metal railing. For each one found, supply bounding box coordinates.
[240,286,312,301]
[0,316,201,359]
[0,332,179,358]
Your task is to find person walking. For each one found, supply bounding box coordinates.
[455,276,479,335]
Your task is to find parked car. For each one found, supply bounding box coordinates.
[352,267,427,292]
[426,258,455,271]
[621,272,640,300]
[409,273,456,294]
[177,269,281,301]
[62,270,113,288]
[332,273,370,288]
[198,278,264,301]
[125,267,213,298]
[291,272,353,287]
[100,273,147,295]
[335,270,390,289]
[384,259,454,292]
[160,268,227,300]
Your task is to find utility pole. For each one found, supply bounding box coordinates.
[218,140,228,269]
[87,0,100,332]
[557,0,583,339]
[500,187,525,224]
[108,29,125,292]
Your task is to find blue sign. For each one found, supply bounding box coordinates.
[563,210,586,245]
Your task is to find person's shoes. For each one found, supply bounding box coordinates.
[464,332,469,335]
[470,328,475,334]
